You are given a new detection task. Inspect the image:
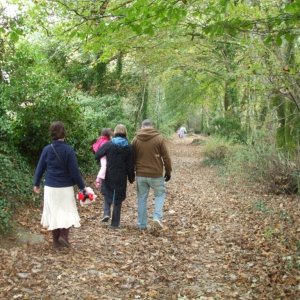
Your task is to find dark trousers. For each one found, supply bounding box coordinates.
[103,196,122,227]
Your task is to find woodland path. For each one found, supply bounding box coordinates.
[0,135,299,299]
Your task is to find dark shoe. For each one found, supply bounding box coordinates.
[110,225,120,230]
[59,228,70,248]
[52,229,62,249]
[53,241,62,250]
[101,215,110,222]
[58,236,70,248]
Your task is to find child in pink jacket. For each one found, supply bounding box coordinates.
[93,128,112,188]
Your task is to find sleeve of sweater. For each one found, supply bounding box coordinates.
[33,147,47,186]
[67,148,85,190]
[126,146,135,183]
[95,142,110,163]
[160,140,172,175]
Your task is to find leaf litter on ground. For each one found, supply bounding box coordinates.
[0,134,299,299]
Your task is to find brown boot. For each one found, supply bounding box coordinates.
[58,228,70,248]
[52,229,62,249]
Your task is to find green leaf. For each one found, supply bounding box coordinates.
[130,24,143,35]
[285,2,300,13]
[220,0,230,10]
[263,35,273,44]
[275,35,282,46]
[9,31,19,42]
[284,33,295,43]
[143,25,154,35]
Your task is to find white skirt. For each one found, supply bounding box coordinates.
[41,186,81,230]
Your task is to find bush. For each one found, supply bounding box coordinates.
[202,136,235,165]
[0,142,35,234]
[0,198,12,234]
[225,140,300,195]
[211,117,247,143]
[0,144,33,203]
[0,41,93,165]
[78,92,136,139]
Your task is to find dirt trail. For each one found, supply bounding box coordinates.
[0,135,299,299]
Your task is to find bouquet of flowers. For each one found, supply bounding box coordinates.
[76,187,97,206]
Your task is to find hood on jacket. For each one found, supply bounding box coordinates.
[112,136,129,147]
[135,128,160,142]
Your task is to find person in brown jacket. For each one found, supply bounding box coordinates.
[132,119,172,229]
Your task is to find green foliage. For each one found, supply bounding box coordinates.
[0,142,35,234]
[0,1,25,64]
[211,117,247,143]
[2,0,300,199]
[200,0,300,45]
[10,95,83,161]
[202,136,235,165]
[0,41,92,164]
[155,74,201,132]
[0,112,12,142]
[22,0,300,158]
[225,135,300,195]
[120,0,187,35]
[78,93,135,139]
[273,95,300,153]
[0,143,34,204]
[0,198,12,234]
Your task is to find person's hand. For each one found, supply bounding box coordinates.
[164,174,171,182]
[95,179,102,189]
[33,186,40,194]
[33,186,43,209]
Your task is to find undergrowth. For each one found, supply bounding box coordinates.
[0,197,12,233]
[202,135,235,165]
[203,135,300,195]
[225,142,300,195]
[0,142,36,234]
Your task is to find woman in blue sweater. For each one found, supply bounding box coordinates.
[33,121,86,249]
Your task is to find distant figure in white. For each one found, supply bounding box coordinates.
[178,126,187,138]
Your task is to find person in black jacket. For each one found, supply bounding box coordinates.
[95,124,135,228]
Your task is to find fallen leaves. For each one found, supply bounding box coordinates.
[0,135,299,299]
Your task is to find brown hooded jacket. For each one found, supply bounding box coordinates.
[132,128,172,177]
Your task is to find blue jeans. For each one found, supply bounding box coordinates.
[136,176,165,229]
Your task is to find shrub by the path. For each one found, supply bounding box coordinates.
[202,135,300,195]
[0,143,35,234]
[225,142,300,195]
[202,136,235,165]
